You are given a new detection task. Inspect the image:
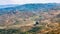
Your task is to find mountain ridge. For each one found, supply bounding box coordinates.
[0,3,60,15]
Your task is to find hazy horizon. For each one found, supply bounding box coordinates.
[0,0,60,5]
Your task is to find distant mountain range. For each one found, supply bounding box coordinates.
[0,3,60,15]
[0,4,19,8]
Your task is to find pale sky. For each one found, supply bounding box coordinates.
[0,0,60,5]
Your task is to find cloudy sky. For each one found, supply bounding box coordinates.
[0,0,60,5]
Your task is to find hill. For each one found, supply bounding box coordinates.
[0,3,60,34]
[0,3,60,15]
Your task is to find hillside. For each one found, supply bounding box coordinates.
[0,3,60,15]
[0,3,60,34]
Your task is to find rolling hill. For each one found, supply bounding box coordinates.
[0,3,60,15]
[0,3,60,34]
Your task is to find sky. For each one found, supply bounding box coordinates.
[0,0,60,5]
